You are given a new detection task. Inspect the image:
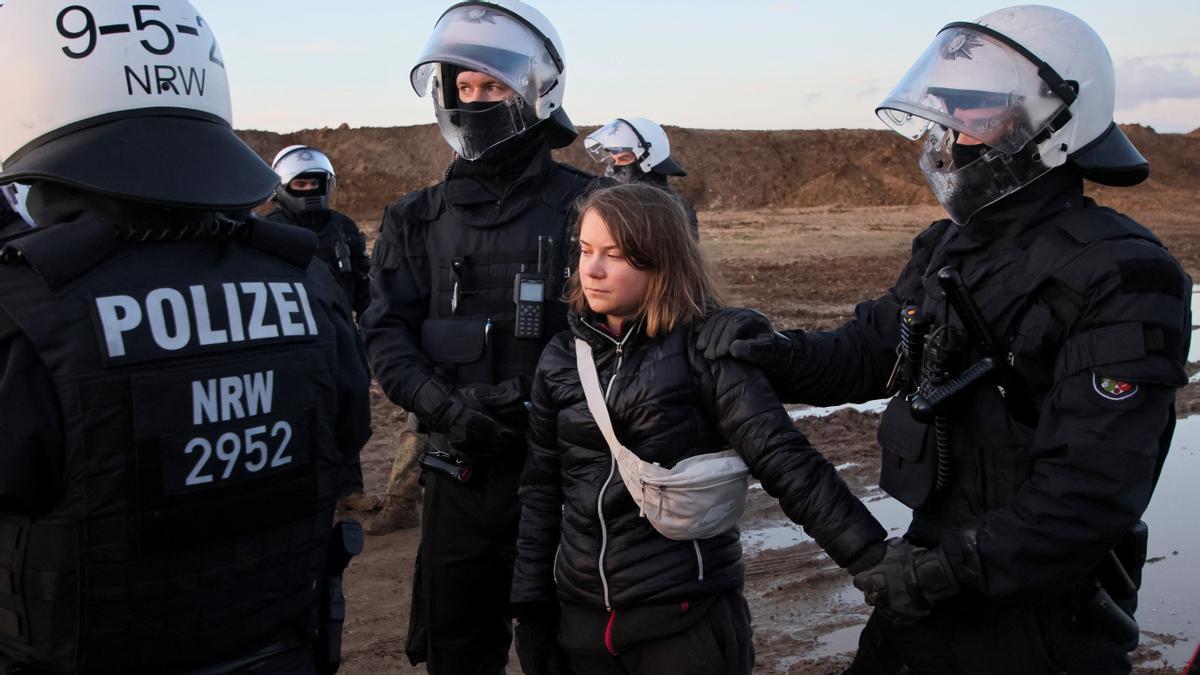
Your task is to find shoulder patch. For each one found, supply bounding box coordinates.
[1093,373,1139,401]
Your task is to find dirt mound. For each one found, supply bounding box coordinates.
[238,123,1200,224]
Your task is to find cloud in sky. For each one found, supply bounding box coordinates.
[1114,53,1200,108]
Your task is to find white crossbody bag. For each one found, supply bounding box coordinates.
[575,338,751,541]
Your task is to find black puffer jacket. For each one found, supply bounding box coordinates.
[512,312,885,611]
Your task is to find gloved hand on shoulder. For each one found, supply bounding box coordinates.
[851,537,961,625]
[694,307,794,373]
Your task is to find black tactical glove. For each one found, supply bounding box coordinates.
[695,308,794,372]
[513,603,572,675]
[412,378,520,457]
[852,538,961,625]
[459,377,529,432]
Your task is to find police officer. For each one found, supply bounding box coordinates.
[265,145,379,514]
[584,117,698,235]
[0,2,371,673]
[266,146,370,319]
[697,6,1191,674]
[358,1,594,672]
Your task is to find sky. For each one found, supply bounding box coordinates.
[196,1,1200,134]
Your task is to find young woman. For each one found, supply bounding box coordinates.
[511,183,886,675]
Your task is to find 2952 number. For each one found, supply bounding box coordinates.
[182,421,294,487]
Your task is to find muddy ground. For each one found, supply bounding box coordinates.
[330,198,1200,674]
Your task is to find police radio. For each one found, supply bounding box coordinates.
[334,237,352,275]
[514,236,550,339]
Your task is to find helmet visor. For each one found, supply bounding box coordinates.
[433,85,540,161]
[918,123,1053,225]
[584,119,644,164]
[876,26,1068,154]
[411,4,560,112]
[273,147,335,185]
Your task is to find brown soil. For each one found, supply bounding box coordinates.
[302,124,1200,673]
[238,123,1200,225]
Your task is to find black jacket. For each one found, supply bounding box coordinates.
[265,207,369,317]
[0,209,371,671]
[512,311,885,611]
[767,168,1192,599]
[360,143,594,430]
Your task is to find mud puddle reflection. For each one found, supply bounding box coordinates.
[1190,290,1199,364]
[744,412,1200,668]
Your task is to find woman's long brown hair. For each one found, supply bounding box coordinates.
[566,183,722,337]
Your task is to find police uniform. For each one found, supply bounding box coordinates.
[761,168,1191,673]
[0,205,372,673]
[265,207,370,318]
[0,1,373,670]
[360,138,594,673]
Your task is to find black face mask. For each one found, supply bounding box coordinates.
[952,141,990,170]
[604,163,643,184]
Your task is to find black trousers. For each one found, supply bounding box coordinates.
[564,591,755,675]
[846,595,1136,675]
[404,463,522,675]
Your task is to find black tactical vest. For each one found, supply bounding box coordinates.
[399,164,593,389]
[0,218,346,672]
[876,202,1176,545]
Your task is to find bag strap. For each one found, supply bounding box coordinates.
[574,338,625,458]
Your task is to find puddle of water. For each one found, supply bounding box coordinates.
[1135,414,1200,666]
[741,489,910,553]
[743,407,1200,667]
[1191,290,1199,363]
[805,623,866,660]
[789,399,888,420]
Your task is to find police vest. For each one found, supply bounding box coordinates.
[876,201,1178,544]
[399,163,594,389]
[0,218,346,672]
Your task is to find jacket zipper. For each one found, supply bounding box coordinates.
[585,322,634,612]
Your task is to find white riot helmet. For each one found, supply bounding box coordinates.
[1,183,35,228]
[410,0,577,160]
[0,0,277,210]
[271,145,336,214]
[876,5,1146,225]
[585,117,687,179]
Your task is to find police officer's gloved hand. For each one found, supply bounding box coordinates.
[695,308,794,373]
[853,538,962,625]
[513,602,572,675]
[460,377,529,432]
[412,378,519,457]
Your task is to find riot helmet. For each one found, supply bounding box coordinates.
[0,0,278,210]
[876,5,1146,225]
[272,145,336,214]
[410,0,576,160]
[585,117,687,183]
[1,182,34,228]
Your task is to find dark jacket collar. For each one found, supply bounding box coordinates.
[946,167,1085,255]
[569,310,649,353]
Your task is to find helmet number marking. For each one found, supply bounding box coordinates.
[182,420,295,488]
[55,4,224,68]
[133,5,175,56]
[57,5,98,59]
